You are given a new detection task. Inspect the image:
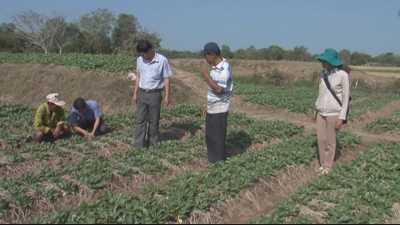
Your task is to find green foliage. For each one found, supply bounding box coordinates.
[373,52,400,67]
[162,104,202,118]
[253,142,400,224]
[0,104,33,146]
[1,103,301,219]
[236,80,317,113]
[236,79,400,118]
[349,91,400,120]
[37,133,359,224]
[350,52,373,66]
[0,103,362,224]
[229,113,304,143]
[0,23,25,53]
[366,110,400,133]
[0,52,134,72]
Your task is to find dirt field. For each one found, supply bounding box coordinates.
[0,63,198,113]
[1,59,400,224]
[171,59,400,89]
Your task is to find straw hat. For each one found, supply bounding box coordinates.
[46,93,66,107]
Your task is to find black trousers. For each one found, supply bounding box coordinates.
[206,112,228,163]
[134,90,162,148]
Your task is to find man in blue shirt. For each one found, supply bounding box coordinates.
[133,40,172,148]
[68,97,107,140]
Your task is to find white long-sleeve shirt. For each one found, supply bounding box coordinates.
[315,69,350,120]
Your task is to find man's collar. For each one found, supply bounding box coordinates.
[212,58,226,71]
[143,53,160,64]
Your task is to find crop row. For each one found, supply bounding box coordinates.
[235,80,400,119]
[253,142,400,224]
[0,104,305,222]
[0,104,302,165]
[0,53,134,72]
[366,110,400,133]
[35,132,360,223]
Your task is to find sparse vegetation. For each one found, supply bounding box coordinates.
[1,53,399,224]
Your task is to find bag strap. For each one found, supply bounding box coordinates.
[322,74,342,107]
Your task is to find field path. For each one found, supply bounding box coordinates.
[171,67,400,224]
[173,67,400,143]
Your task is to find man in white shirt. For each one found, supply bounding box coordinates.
[201,42,233,163]
[133,40,172,148]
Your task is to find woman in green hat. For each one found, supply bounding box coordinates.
[315,48,351,175]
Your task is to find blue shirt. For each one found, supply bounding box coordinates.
[69,100,102,125]
[136,53,172,90]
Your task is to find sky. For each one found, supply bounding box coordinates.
[0,0,399,55]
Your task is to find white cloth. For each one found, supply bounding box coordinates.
[315,69,350,120]
[207,58,233,114]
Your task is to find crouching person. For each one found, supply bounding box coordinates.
[68,98,107,140]
[33,93,70,143]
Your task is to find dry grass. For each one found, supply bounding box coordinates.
[0,63,197,114]
[352,65,400,73]
[386,203,400,224]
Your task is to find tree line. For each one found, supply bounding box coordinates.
[1,9,400,66]
[0,9,160,55]
[162,45,400,67]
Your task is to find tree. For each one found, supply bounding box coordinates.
[79,9,115,53]
[79,9,115,37]
[221,44,233,58]
[289,46,312,61]
[0,23,25,52]
[57,23,84,54]
[112,14,139,51]
[339,49,352,65]
[373,52,400,66]
[135,30,161,49]
[13,11,65,54]
[267,45,285,60]
[350,52,372,65]
[46,17,68,55]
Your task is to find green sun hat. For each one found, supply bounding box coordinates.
[317,48,343,67]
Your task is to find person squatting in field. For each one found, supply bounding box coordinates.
[315,48,351,175]
[32,93,70,143]
[68,97,108,141]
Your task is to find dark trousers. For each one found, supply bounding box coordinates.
[206,112,228,163]
[134,90,162,148]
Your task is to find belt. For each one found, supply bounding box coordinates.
[139,88,163,93]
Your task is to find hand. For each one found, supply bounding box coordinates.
[202,107,207,118]
[52,128,63,139]
[133,93,138,105]
[85,131,95,141]
[163,96,171,107]
[89,132,95,139]
[335,119,344,130]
